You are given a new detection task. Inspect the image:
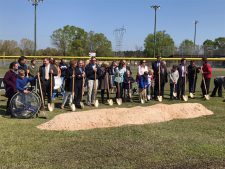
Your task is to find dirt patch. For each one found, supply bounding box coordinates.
[37,103,213,131]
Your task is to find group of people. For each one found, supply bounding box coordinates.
[2,56,225,116]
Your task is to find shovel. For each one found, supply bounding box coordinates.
[80,75,85,109]
[106,73,113,106]
[202,68,210,100]
[157,65,163,102]
[128,80,132,101]
[37,73,46,118]
[48,73,55,112]
[140,89,146,104]
[93,71,99,107]
[190,68,197,98]
[182,68,188,102]
[173,83,177,97]
[116,82,122,105]
[70,69,76,112]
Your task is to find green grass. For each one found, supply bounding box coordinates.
[0,67,225,168]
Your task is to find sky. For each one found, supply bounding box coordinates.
[0,0,225,51]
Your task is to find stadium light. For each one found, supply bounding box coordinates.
[193,20,199,47]
[151,5,160,58]
[28,0,44,56]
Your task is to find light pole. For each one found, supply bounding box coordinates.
[151,5,160,58]
[193,20,199,55]
[28,0,43,56]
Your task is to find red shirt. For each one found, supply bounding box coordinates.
[202,63,212,79]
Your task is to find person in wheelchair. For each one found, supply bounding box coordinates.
[16,69,37,94]
[13,69,38,117]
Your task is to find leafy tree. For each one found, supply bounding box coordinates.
[203,39,215,56]
[144,31,175,57]
[20,38,34,55]
[51,25,87,56]
[0,40,20,55]
[36,47,61,56]
[51,25,112,56]
[86,32,112,57]
[179,39,195,56]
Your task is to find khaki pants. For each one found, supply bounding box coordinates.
[87,79,98,104]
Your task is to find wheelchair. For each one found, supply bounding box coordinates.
[9,91,41,119]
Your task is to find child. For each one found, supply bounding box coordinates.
[146,69,153,101]
[139,71,149,103]
[16,69,37,94]
[123,70,135,102]
[149,69,154,99]
[169,65,179,99]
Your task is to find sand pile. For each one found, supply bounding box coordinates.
[37,103,213,131]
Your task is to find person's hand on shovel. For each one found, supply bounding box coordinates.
[24,89,30,94]
[82,72,85,78]
[50,69,54,74]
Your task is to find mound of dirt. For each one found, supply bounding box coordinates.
[37,103,213,131]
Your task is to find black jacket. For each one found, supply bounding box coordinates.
[188,65,199,80]
[85,63,102,80]
[59,62,68,77]
[123,75,135,89]
[65,67,85,92]
[39,64,58,86]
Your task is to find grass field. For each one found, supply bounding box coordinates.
[0,65,225,168]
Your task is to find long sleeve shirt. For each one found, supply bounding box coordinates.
[169,70,179,84]
[16,77,35,92]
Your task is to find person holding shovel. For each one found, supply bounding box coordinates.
[39,58,58,109]
[169,65,179,100]
[152,56,163,100]
[85,56,102,106]
[177,58,188,100]
[99,62,111,104]
[188,60,199,97]
[200,57,212,98]
[61,60,76,109]
[73,60,85,108]
[114,60,127,101]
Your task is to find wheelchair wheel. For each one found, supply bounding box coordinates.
[10,92,41,119]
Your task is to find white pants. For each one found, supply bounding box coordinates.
[87,79,98,104]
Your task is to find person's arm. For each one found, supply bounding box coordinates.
[28,77,36,82]
[52,65,58,76]
[16,79,24,92]
[3,72,17,90]
[138,66,141,76]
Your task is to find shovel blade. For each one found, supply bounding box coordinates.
[141,99,145,104]
[80,102,85,109]
[157,96,163,102]
[116,98,122,105]
[173,92,177,97]
[94,100,99,108]
[48,103,54,112]
[204,95,210,100]
[190,93,194,98]
[107,99,113,106]
[183,95,188,102]
[70,104,76,112]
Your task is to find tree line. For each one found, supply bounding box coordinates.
[0,25,224,57]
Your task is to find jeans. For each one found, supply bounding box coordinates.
[62,91,72,106]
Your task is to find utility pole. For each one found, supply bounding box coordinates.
[28,0,44,56]
[193,20,199,55]
[151,5,160,58]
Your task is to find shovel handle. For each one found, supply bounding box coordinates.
[37,73,45,108]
